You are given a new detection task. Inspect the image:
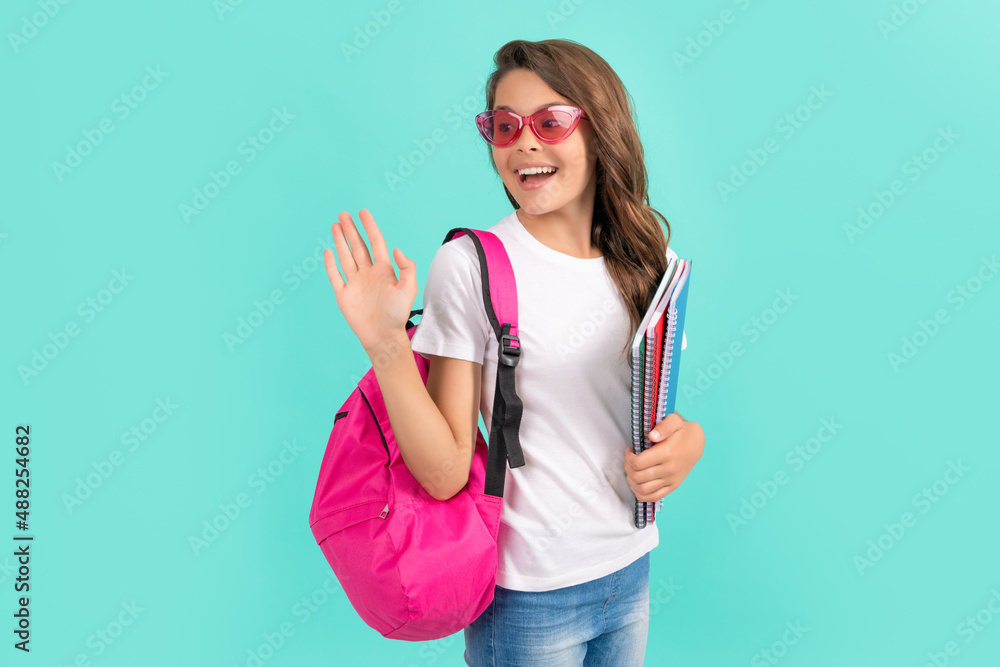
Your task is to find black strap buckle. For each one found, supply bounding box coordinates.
[499,332,520,367]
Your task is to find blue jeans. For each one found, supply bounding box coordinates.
[463,551,650,666]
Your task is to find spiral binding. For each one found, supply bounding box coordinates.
[653,306,679,517]
[630,338,645,527]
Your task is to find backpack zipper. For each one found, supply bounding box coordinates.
[380,503,389,519]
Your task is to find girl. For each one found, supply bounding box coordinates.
[324,39,705,667]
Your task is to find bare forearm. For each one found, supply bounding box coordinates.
[364,331,469,500]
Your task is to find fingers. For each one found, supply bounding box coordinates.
[357,209,391,266]
[339,211,374,269]
[323,246,345,294]
[631,459,672,486]
[326,210,412,304]
[626,449,673,483]
[628,441,672,470]
[627,475,675,503]
[649,412,686,441]
[331,216,358,279]
[625,449,675,501]
[632,471,677,500]
[394,246,416,291]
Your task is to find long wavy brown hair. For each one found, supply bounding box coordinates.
[483,39,672,360]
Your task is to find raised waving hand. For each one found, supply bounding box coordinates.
[323,209,418,351]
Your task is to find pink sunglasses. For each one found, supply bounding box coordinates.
[475,104,590,147]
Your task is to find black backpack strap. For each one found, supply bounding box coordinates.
[405,308,423,331]
[442,227,524,498]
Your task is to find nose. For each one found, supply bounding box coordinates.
[512,120,542,151]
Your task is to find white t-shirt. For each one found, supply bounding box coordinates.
[409,210,686,592]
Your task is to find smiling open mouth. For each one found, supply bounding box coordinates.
[518,167,558,184]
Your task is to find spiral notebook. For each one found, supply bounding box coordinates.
[629,257,691,529]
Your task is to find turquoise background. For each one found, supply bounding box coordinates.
[2,0,998,665]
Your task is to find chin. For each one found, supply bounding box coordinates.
[518,201,556,216]
[508,187,559,216]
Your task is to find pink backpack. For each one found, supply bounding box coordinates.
[308,228,525,641]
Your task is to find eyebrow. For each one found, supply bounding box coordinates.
[493,101,566,113]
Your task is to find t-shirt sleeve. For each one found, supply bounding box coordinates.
[409,235,492,364]
[666,245,688,351]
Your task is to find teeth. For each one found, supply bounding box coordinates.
[517,166,557,175]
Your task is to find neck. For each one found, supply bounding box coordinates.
[514,177,601,260]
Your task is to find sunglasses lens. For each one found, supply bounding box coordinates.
[533,108,576,141]
[479,111,519,145]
